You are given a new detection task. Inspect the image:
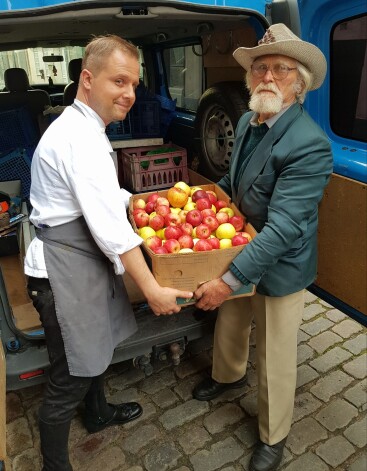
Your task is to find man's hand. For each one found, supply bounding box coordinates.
[194,278,233,311]
[146,287,193,316]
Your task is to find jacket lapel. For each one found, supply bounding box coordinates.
[235,103,303,203]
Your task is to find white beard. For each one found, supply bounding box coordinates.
[249,83,284,115]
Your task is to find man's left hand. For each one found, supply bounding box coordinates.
[194,278,233,311]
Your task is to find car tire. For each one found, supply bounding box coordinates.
[194,81,250,181]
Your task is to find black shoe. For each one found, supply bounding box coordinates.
[84,402,143,434]
[249,438,287,471]
[193,375,247,401]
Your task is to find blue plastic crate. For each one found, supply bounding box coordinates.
[0,148,32,199]
[0,108,39,156]
[131,100,161,138]
[105,114,132,141]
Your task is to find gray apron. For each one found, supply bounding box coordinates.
[37,217,137,377]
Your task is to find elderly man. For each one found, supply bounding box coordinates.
[193,24,333,471]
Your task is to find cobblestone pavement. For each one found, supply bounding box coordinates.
[5,292,367,471]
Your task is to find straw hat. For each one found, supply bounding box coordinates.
[233,23,327,90]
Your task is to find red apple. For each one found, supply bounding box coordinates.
[164,238,181,253]
[186,209,203,227]
[206,190,218,204]
[155,196,170,208]
[149,214,165,231]
[164,225,183,240]
[216,211,229,224]
[193,239,212,252]
[192,189,210,202]
[180,222,194,236]
[145,235,162,251]
[195,223,211,239]
[202,215,219,232]
[155,204,171,217]
[214,200,228,211]
[231,234,250,246]
[133,198,146,210]
[201,208,216,219]
[145,201,155,214]
[167,186,189,208]
[196,198,212,211]
[134,211,149,228]
[153,245,169,254]
[236,231,253,242]
[229,215,245,232]
[147,192,160,205]
[208,237,220,249]
[164,213,182,227]
[132,208,145,217]
[178,234,194,249]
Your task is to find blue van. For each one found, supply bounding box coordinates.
[0,0,365,398]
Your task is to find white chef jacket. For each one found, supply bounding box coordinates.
[24,99,143,278]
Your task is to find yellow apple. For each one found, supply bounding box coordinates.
[156,228,166,240]
[211,205,217,213]
[170,207,181,214]
[184,202,196,211]
[216,223,236,239]
[219,207,235,218]
[179,248,194,253]
[139,226,156,240]
[219,238,232,249]
[149,211,157,219]
[174,181,191,196]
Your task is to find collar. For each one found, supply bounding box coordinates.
[250,102,294,129]
[74,99,113,151]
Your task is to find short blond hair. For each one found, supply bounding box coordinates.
[83,34,139,75]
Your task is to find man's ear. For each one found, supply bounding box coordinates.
[80,69,92,90]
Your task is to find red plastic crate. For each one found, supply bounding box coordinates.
[120,144,189,192]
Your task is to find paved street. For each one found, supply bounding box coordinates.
[5,292,367,471]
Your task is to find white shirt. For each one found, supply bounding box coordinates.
[24,99,142,278]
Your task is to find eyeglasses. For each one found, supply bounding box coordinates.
[251,63,297,80]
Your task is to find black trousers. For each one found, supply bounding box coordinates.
[27,276,101,423]
[28,277,114,470]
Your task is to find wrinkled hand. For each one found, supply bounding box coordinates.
[194,278,233,311]
[147,287,193,316]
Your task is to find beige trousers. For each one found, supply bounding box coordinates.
[212,289,304,445]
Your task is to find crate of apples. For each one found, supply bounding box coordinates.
[130,181,254,255]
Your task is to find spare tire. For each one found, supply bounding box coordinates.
[194,81,250,181]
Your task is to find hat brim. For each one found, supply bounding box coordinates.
[233,40,327,90]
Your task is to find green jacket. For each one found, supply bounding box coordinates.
[219,103,333,296]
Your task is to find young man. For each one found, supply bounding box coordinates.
[193,24,333,471]
[25,35,192,471]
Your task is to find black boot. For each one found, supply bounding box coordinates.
[83,374,142,434]
[39,419,73,471]
[249,437,287,471]
[193,375,247,401]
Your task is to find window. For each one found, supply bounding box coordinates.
[162,45,203,111]
[330,14,367,142]
[0,46,84,89]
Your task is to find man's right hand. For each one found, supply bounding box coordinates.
[146,286,193,316]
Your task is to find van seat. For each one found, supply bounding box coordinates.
[0,67,51,139]
[63,58,82,106]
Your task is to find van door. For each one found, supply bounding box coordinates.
[292,0,366,324]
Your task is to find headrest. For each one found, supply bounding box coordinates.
[68,58,82,82]
[4,68,30,92]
